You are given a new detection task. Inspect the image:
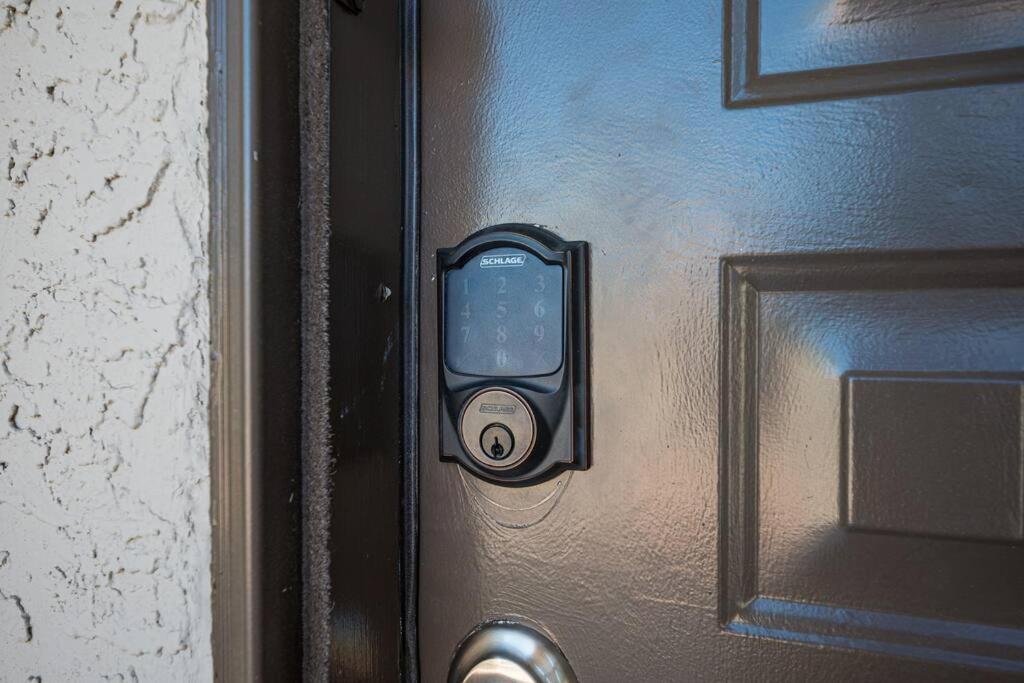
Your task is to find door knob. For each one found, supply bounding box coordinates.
[461,658,536,683]
[449,622,577,683]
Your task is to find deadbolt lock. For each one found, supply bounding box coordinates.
[439,225,591,485]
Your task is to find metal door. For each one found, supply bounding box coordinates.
[418,2,1024,680]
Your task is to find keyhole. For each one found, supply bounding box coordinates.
[480,424,514,462]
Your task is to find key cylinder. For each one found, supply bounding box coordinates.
[458,387,536,470]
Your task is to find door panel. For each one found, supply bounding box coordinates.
[722,253,1024,673]
[419,2,1024,680]
[728,0,1024,105]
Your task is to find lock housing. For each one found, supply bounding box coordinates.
[437,224,590,485]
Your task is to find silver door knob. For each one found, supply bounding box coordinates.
[449,622,577,683]
[462,658,536,683]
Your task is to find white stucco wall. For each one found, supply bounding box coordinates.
[0,1,212,680]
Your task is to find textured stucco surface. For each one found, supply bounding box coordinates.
[0,1,211,680]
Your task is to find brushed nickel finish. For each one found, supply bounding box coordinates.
[449,622,576,683]
[459,388,536,470]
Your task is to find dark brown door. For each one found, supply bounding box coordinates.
[418,2,1024,680]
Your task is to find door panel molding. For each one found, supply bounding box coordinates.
[724,0,1024,107]
[730,598,1024,674]
[720,250,1024,673]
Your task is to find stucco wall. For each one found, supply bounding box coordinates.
[0,1,211,680]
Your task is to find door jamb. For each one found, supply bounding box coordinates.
[208,0,303,680]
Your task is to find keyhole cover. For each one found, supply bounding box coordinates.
[459,388,536,470]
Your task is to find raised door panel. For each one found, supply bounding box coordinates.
[727,0,1024,105]
[722,252,1024,673]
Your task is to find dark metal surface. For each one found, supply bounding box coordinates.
[419,2,1024,680]
[328,0,404,679]
[209,0,303,680]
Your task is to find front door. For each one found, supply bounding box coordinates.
[418,2,1024,680]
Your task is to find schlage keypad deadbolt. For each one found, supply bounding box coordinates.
[437,225,591,485]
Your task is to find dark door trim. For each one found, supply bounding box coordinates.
[209,0,303,680]
[723,0,1024,107]
[401,0,422,678]
[210,0,419,679]
[325,0,412,678]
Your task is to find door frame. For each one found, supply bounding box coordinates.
[208,0,303,679]
[208,0,419,680]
